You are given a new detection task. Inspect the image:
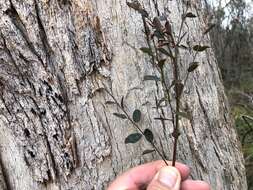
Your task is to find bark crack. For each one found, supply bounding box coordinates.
[5,0,45,69]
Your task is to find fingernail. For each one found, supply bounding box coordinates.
[158,167,178,188]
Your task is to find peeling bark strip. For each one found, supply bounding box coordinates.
[0,0,247,190]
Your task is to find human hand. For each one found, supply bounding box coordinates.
[107,160,210,190]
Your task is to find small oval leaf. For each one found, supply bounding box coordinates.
[125,133,142,144]
[158,48,174,59]
[140,47,153,56]
[144,75,160,81]
[133,109,141,122]
[193,45,210,52]
[142,149,155,155]
[126,1,141,11]
[113,113,127,119]
[144,129,154,143]
[188,62,199,72]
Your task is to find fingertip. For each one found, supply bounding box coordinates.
[147,166,181,190]
[199,181,211,190]
[153,160,190,181]
[181,180,211,190]
[174,162,190,180]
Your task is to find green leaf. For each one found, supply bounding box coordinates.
[142,149,155,155]
[187,62,199,72]
[203,24,215,35]
[126,1,142,11]
[144,129,154,142]
[140,47,153,56]
[125,133,142,144]
[158,48,174,59]
[176,111,191,120]
[193,45,210,52]
[126,1,149,17]
[113,113,127,119]
[184,12,197,18]
[144,75,160,81]
[133,109,141,122]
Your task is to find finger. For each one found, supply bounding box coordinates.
[107,160,190,190]
[181,180,210,190]
[147,166,181,190]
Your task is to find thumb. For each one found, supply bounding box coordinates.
[147,166,181,190]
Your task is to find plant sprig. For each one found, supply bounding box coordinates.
[105,1,211,167]
[104,87,169,165]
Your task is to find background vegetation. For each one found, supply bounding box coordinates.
[207,0,253,188]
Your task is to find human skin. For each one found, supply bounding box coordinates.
[107,160,210,190]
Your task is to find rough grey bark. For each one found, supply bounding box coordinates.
[0,0,247,189]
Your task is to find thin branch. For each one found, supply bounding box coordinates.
[103,87,169,165]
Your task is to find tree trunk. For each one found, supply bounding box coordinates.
[0,0,247,189]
